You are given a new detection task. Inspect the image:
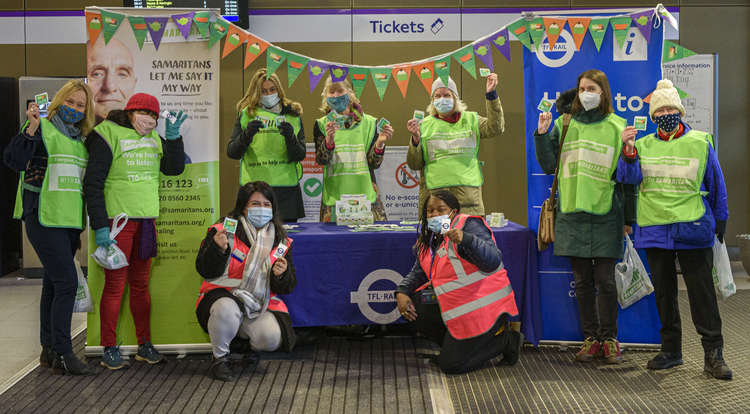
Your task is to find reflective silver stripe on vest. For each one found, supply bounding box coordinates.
[434,241,504,296]
[441,284,514,321]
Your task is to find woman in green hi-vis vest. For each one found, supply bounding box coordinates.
[313,77,393,222]
[227,68,306,222]
[535,70,637,365]
[4,80,96,375]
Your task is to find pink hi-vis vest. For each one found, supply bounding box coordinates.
[196,222,291,314]
[418,214,518,340]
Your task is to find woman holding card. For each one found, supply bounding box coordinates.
[84,93,187,370]
[4,80,96,375]
[227,68,306,222]
[617,79,731,380]
[395,191,521,374]
[314,77,393,222]
[534,70,635,364]
[406,74,504,217]
[195,181,297,382]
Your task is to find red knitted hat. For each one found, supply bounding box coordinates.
[124,93,160,115]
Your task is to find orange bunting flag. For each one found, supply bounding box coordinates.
[543,18,567,52]
[243,34,269,69]
[567,17,591,51]
[392,66,412,98]
[412,62,435,95]
[85,11,103,45]
[223,25,247,59]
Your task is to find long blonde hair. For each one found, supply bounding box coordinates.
[425,90,468,117]
[236,68,302,116]
[319,77,360,113]
[47,80,95,136]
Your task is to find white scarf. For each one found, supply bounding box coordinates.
[211,216,275,320]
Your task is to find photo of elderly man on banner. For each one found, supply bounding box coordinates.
[523,7,670,345]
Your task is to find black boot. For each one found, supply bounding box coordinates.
[52,352,96,376]
[704,348,732,380]
[500,331,524,366]
[39,346,54,368]
[210,355,236,382]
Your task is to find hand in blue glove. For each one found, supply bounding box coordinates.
[164,110,188,140]
[95,227,116,248]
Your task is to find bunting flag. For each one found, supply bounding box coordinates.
[412,62,435,94]
[527,18,546,50]
[308,60,330,92]
[452,45,476,79]
[610,16,632,49]
[208,18,229,49]
[567,17,591,51]
[265,46,287,77]
[244,34,269,68]
[543,18,567,51]
[127,16,148,50]
[286,54,309,87]
[392,65,412,98]
[433,55,451,86]
[589,18,609,52]
[193,11,211,37]
[100,10,124,44]
[370,68,392,101]
[144,17,168,50]
[222,24,247,58]
[349,67,370,99]
[85,11,103,45]
[330,65,349,82]
[663,41,697,63]
[172,12,195,39]
[630,10,654,43]
[508,19,532,51]
[490,28,511,63]
[473,40,494,72]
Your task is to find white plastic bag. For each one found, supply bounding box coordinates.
[712,236,736,301]
[615,235,654,309]
[72,259,93,313]
[91,213,129,270]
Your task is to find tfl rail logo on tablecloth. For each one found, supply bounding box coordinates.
[350,269,404,324]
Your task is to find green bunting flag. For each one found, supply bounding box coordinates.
[370,68,392,101]
[433,55,451,86]
[193,11,211,37]
[208,18,229,49]
[127,16,147,50]
[663,41,697,63]
[589,18,609,52]
[100,10,124,44]
[508,19,532,51]
[452,45,476,79]
[349,67,370,99]
[286,53,309,87]
[527,18,546,50]
[610,16,632,49]
[266,46,287,78]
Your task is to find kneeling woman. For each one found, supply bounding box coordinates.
[395,191,521,374]
[195,181,297,381]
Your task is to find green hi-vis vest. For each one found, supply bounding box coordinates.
[239,107,303,187]
[420,111,482,189]
[95,120,163,219]
[557,113,625,215]
[635,130,712,227]
[13,119,88,229]
[316,113,377,206]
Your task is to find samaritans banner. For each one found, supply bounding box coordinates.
[85,8,219,347]
[524,10,663,344]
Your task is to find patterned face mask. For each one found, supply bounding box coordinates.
[57,105,84,124]
[654,112,681,133]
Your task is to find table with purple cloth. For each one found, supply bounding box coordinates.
[278,221,542,345]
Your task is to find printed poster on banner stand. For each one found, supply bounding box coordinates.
[85,7,219,347]
[523,10,663,345]
[299,143,323,222]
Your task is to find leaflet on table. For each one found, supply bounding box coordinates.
[335,194,374,226]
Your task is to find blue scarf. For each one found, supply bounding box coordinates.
[48,113,84,141]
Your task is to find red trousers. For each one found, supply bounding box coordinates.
[100,220,152,347]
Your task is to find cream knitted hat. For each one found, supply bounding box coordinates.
[431,77,459,98]
[648,79,685,119]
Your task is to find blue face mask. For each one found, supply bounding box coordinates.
[427,214,450,234]
[57,105,85,124]
[247,207,273,228]
[654,112,681,133]
[327,94,350,113]
[260,93,280,108]
[433,97,454,114]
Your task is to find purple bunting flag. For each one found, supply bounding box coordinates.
[172,12,195,39]
[473,39,494,72]
[308,60,330,92]
[630,10,654,43]
[490,28,511,63]
[329,65,349,82]
[144,17,168,50]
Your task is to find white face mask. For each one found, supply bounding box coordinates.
[132,113,157,136]
[579,91,601,111]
